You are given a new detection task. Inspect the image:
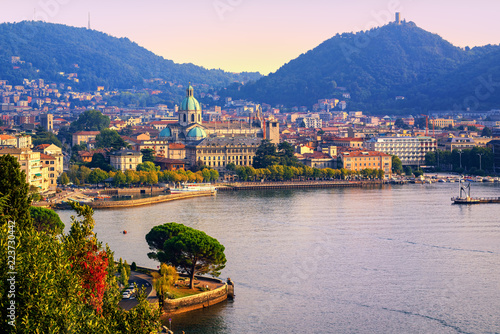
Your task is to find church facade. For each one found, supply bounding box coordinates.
[158,85,279,171]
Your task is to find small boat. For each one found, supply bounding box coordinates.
[170,183,217,194]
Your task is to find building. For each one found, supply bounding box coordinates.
[0,134,17,147]
[339,150,392,174]
[40,153,58,191]
[300,151,336,169]
[443,137,476,151]
[154,157,186,171]
[0,147,49,192]
[327,137,364,149]
[40,113,54,132]
[185,137,261,172]
[430,118,455,128]
[72,131,100,146]
[364,136,436,167]
[34,144,64,176]
[109,149,143,171]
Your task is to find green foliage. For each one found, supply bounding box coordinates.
[88,168,109,185]
[136,161,159,172]
[140,148,156,162]
[87,153,113,172]
[32,126,62,147]
[113,170,126,187]
[0,197,160,332]
[0,154,32,229]
[152,264,179,308]
[70,110,110,132]
[425,148,494,174]
[95,129,129,150]
[253,140,278,168]
[392,155,403,174]
[29,206,64,235]
[481,127,492,137]
[58,172,70,185]
[146,223,226,289]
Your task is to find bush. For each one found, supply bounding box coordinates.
[131,262,137,271]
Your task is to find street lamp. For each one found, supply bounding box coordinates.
[458,150,463,169]
[477,153,484,171]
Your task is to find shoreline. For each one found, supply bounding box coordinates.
[38,176,500,210]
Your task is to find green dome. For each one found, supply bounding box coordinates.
[180,97,201,111]
[159,127,171,137]
[187,126,207,139]
[180,84,201,111]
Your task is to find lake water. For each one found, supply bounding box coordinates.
[58,183,500,334]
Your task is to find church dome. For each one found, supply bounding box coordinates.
[187,126,207,139]
[180,85,201,111]
[159,127,172,137]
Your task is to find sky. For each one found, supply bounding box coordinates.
[1,0,500,75]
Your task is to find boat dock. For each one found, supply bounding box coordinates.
[452,196,500,204]
[451,177,500,204]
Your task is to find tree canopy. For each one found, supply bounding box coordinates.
[0,154,32,229]
[146,223,226,289]
[29,206,65,235]
[95,129,129,150]
[70,110,110,132]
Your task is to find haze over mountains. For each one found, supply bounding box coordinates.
[0,21,261,92]
[225,20,500,114]
[1,20,500,114]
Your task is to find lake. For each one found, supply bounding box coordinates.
[58,182,500,334]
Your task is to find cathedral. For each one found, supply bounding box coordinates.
[158,84,279,171]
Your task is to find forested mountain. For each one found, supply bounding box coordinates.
[222,21,500,113]
[0,21,261,91]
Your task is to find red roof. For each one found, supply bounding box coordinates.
[340,150,391,158]
[40,153,56,160]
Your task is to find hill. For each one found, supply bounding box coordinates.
[0,21,261,92]
[223,21,500,113]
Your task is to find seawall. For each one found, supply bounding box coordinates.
[56,191,216,210]
[162,276,229,315]
[217,180,372,191]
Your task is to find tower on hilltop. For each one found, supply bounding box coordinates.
[395,12,401,25]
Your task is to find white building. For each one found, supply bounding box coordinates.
[364,136,436,166]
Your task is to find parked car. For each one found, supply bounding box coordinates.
[122,292,130,299]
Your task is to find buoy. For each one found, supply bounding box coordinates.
[123,230,127,234]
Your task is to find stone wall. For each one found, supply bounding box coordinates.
[88,191,215,209]
[163,279,229,314]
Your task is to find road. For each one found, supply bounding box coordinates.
[119,270,157,311]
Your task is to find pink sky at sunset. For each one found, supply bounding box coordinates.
[1,0,499,75]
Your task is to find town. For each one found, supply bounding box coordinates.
[1,75,500,195]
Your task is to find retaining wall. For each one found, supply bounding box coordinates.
[163,278,229,314]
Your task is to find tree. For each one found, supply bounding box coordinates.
[253,140,278,169]
[137,161,159,172]
[152,264,179,309]
[87,153,112,172]
[125,169,140,185]
[88,168,109,185]
[113,170,126,187]
[481,126,492,137]
[69,109,110,132]
[59,172,70,185]
[392,155,403,174]
[0,154,32,229]
[95,129,129,150]
[78,166,92,184]
[146,171,159,185]
[146,223,226,289]
[141,149,156,162]
[209,169,219,182]
[30,206,65,235]
[32,126,62,147]
[404,166,413,176]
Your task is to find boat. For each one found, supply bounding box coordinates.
[170,183,217,194]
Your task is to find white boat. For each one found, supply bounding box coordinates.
[170,183,217,194]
